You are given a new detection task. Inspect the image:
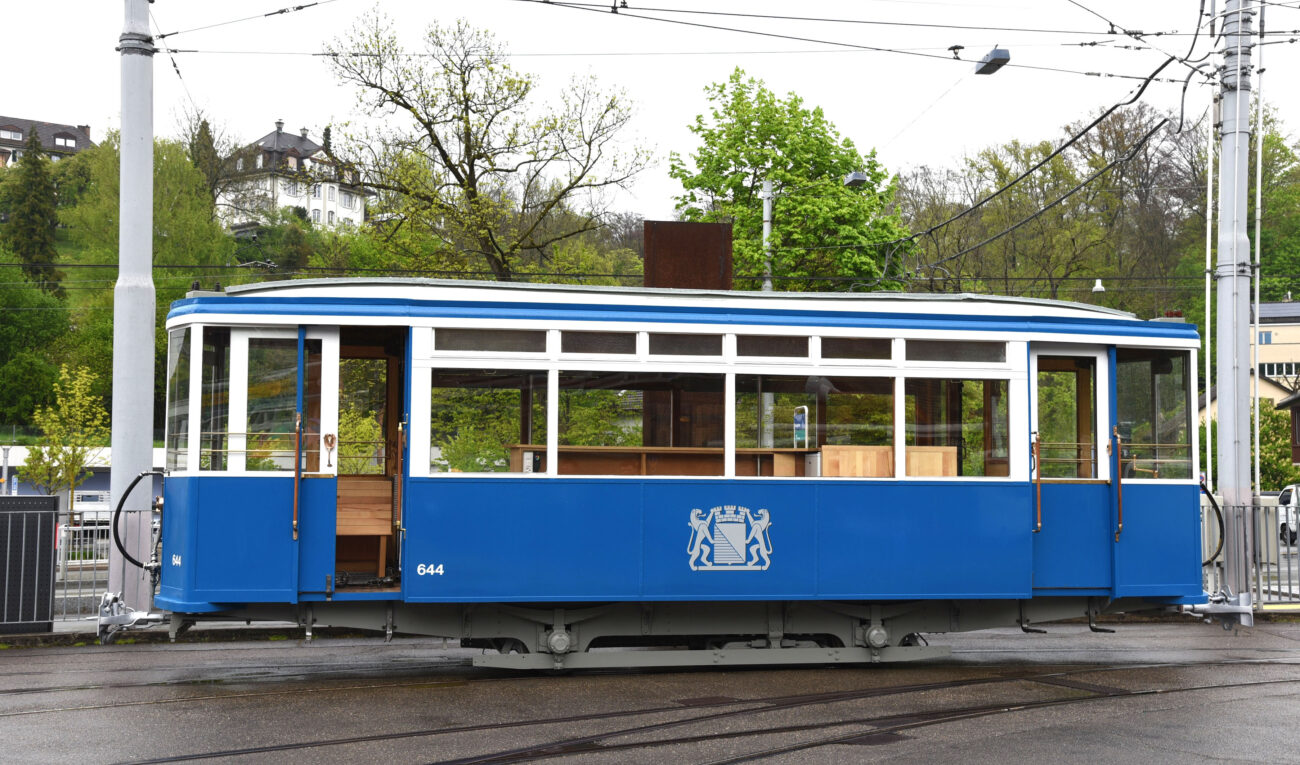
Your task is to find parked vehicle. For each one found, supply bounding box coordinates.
[1279,485,1299,545]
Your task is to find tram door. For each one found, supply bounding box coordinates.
[1030,347,1113,591]
[329,327,406,590]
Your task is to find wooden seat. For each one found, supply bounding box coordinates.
[337,475,393,578]
[822,445,894,477]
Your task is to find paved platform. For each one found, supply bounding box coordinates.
[3,620,1300,763]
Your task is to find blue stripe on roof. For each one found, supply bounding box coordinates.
[167,295,1201,341]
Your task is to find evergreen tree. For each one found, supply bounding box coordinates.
[187,118,222,208]
[2,132,63,294]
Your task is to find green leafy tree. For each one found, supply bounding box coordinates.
[325,12,651,280]
[338,408,385,475]
[1,132,63,293]
[19,365,109,509]
[1259,407,1300,490]
[61,134,235,419]
[559,389,640,446]
[0,268,68,428]
[670,68,909,291]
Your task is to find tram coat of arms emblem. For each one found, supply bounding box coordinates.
[687,505,772,571]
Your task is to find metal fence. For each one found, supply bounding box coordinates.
[1,509,112,632]
[1202,500,1300,611]
[54,524,111,621]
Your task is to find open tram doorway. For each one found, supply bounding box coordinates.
[1029,346,1112,592]
[332,327,406,590]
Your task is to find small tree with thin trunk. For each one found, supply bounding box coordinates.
[20,365,109,512]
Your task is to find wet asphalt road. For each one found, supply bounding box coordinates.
[4,621,1300,764]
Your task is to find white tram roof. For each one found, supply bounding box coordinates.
[207,277,1133,320]
[170,278,1198,347]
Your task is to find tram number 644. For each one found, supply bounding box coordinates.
[416,563,445,576]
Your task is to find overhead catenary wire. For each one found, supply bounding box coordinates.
[519,0,1192,83]
[149,7,201,115]
[524,1,1183,38]
[910,117,1171,276]
[154,0,343,41]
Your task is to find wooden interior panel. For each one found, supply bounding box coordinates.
[822,445,894,477]
[905,446,959,477]
[336,475,393,578]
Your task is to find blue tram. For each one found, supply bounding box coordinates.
[155,279,1204,667]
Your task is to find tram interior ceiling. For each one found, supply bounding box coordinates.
[132,279,1223,664]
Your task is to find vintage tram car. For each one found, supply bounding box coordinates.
[154,279,1203,667]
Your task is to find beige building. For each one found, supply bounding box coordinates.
[1200,301,1300,424]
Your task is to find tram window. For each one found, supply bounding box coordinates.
[200,328,231,471]
[434,328,546,353]
[429,369,547,473]
[246,338,321,472]
[559,371,725,475]
[561,331,636,355]
[905,378,1010,477]
[906,340,1006,364]
[648,333,722,356]
[734,376,892,450]
[165,329,191,471]
[736,335,809,358]
[821,337,890,360]
[1116,349,1191,479]
[1036,357,1097,479]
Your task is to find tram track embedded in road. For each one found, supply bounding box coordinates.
[100,662,1300,765]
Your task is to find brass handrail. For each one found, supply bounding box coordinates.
[1112,426,1123,542]
[292,412,301,541]
[1032,433,1042,533]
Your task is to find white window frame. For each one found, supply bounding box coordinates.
[1028,344,1110,483]
[408,323,1023,481]
[224,326,339,476]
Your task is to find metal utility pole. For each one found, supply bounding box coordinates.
[1215,0,1254,601]
[108,0,157,612]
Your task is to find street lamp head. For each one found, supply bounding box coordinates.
[843,171,868,188]
[975,47,1011,75]
[1092,278,1106,294]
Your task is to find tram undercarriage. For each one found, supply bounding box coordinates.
[159,597,1168,669]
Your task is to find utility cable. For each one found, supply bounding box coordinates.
[527,1,1182,37]
[155,0,342,41]
[524,0,1189,83]
[912,117,1171,276]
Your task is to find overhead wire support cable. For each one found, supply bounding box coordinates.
[149,8,200,114]
[523,0,1188,82]
[912,118,1172,276]
[155,0,341,41]
[529,1,1181,37]
[884,56,1177,252]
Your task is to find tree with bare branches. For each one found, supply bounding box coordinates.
[324,12,652,280]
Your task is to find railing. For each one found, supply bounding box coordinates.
[55,523,111,621]
[1036,440,1096,478]
[1202,500,1300,611]
[1118,443,1192,480]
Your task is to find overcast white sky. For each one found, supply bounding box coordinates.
[9,1,1299,219]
